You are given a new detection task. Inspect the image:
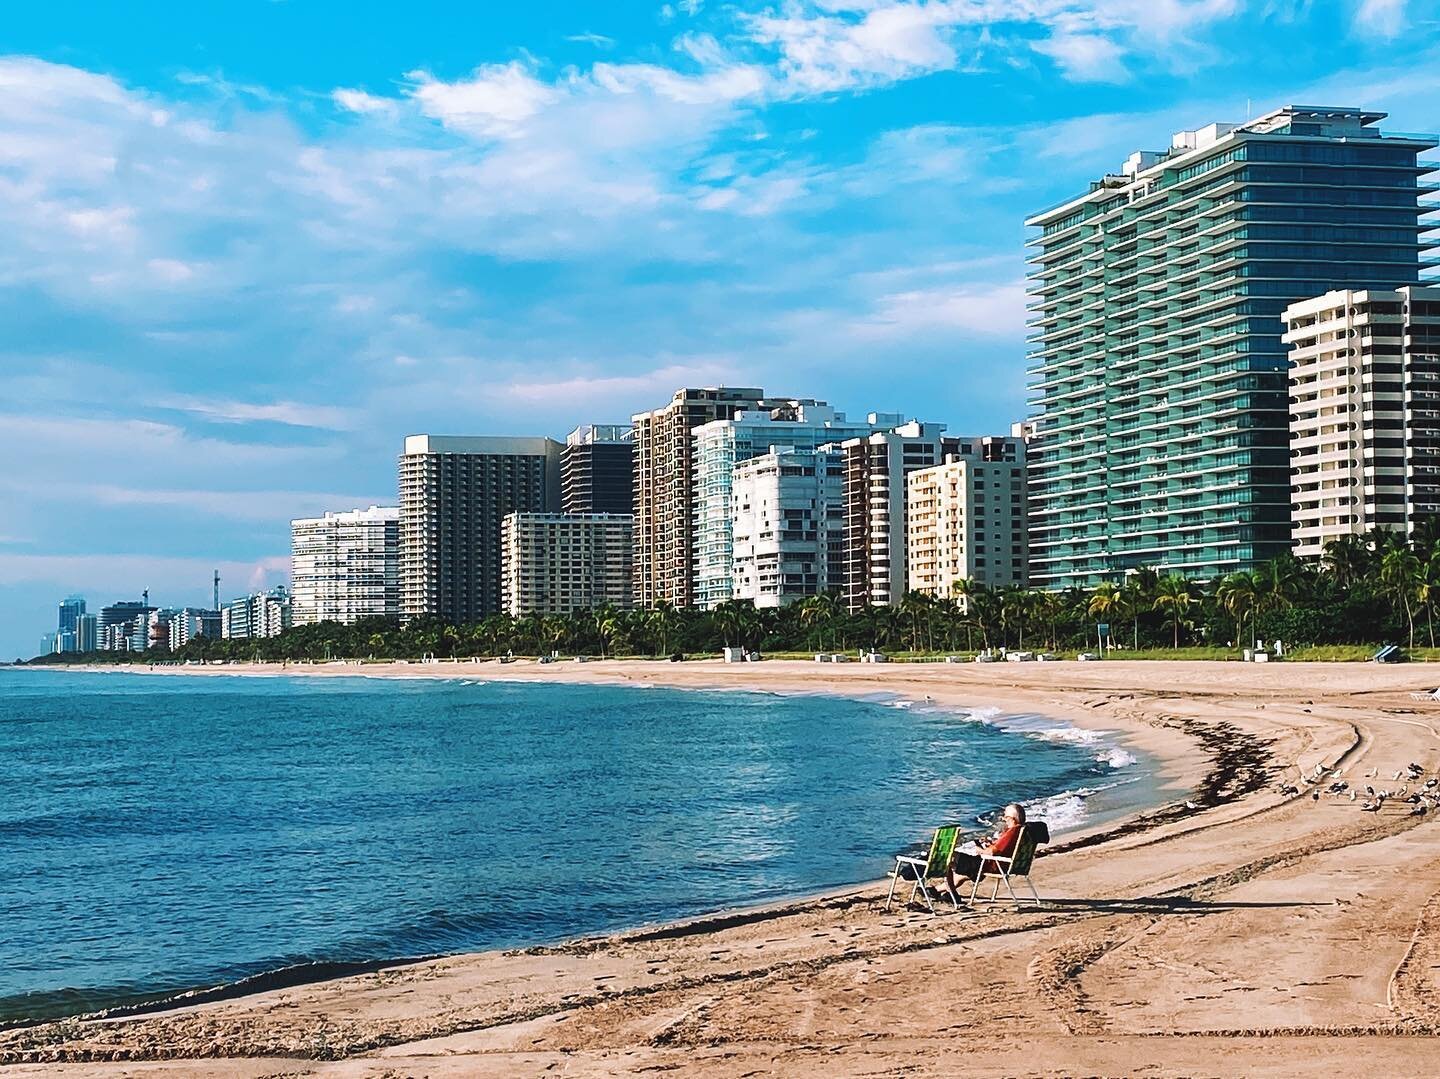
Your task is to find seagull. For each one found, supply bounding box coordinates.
[1185,800,1200,811]
[1312,791,1320,802]
[1394,770,1405,782]
[1412,804,1428,817]
[1350,790,1358,801]
[1366,767,1378,778]
[1366,785,1376,797]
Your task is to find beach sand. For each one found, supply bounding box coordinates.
[8,658,1440,1075]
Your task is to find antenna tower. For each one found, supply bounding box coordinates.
[213,570,221,612]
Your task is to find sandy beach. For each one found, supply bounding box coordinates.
[8,657,1440,1076]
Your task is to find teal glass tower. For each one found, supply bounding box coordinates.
[1026,106,1436,589]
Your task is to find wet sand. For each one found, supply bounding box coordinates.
[8,658,1440,1075]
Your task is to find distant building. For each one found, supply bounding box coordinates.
[76,614,98,653]
[731,447,846,608]
[632,387,807,608]
[291,505,401,625]
[692,405,900,609]
[168,608,221,650]
[906,437,1028,599]
[1283,285,1440,558]
[57,596,85,653]
[98,601,155,652]
[500,512,634,617]
[38,632,57,656]
[835,421,959,610]
[562,425,634,516]
[221,587,291,640]
[399,435,563,623]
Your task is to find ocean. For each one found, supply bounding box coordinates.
[0,667,1151,1021]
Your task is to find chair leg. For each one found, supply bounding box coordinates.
[885,863,901,912]
[991,875,1001,901]
[1024,875,1041,906]
[1001,872,1018,903]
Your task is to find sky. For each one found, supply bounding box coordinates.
[2,0,1438,658]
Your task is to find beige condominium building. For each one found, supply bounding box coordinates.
[906,437,1028,599]
[1283,286,1440,558]
[631,387,805,608]
[399,435,562,623]
[291,505,401,625]
[500,512,634,616]
[835,421,958,611]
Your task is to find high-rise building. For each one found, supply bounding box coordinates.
[1283,286,1440,557]
[1026,106,1436,589]
[836,421,958,610]
[97,601,155,652]
[399,435,563,622]
[291,505,401,625]
[732,447,846,608]
[500,512,634,617]
[167,607,221,650]
[562,425,634,516]
[632,388,802,608]
[221,587,291,640]
[692,405,898,608]
[76,614,98,653]
[906,437,1029,598]
[38,632,57,656]
[56,596,85,653]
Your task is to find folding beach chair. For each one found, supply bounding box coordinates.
[969,820,1049,906]
[885,824,962,913]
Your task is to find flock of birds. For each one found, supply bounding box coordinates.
[1278,759,1439,816]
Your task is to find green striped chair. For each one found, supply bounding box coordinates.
[885,824,962,913]
[967,820,1048,906]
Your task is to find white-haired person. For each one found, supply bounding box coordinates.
[945,802,1025,903]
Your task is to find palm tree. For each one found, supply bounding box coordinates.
[899,591,931,653]
[797,592,840,650]
[1422,553,1440,649]
[1381,546,1422,648]
[1033,591,1064,651]
[1322,536,1369,590]
[1214,572,1259,652]
[1087,582,1122,652]
[647,601,679,656]
[593,604,622,657]
[1151,574,1194,649]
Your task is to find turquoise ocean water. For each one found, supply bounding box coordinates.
[0,668,1149,1021]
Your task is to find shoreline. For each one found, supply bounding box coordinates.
[7,661,1440,1074]
[7,660,1203,1025]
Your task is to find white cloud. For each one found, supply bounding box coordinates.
[406,61,562,138]
[1353,0,1406,38]
[332,87,398,115]
[1033,31,1129,82]
[156,395,358,430]
[854,277,1028,339]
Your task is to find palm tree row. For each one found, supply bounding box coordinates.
[32,527,1440,665]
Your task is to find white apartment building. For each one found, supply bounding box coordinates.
[731,448,845,608]
[222,588,292,640]
[291,505,401,625]
[1283,286,1440,559]
[167,607,221,650]
[906,438,1028,599]
[691,405,901,609]
[500,513,634,617]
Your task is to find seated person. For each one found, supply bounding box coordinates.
[946,802,1025,901]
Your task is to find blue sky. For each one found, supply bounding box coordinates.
[2,0,1438,657]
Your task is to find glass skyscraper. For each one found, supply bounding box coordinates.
[1026,106,1436,589]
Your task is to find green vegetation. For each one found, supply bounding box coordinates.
[28,529,1440,666]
